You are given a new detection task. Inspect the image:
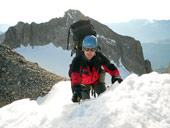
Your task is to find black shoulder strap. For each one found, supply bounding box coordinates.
[66,26,71,50]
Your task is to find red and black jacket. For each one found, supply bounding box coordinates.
[69,52,120,87]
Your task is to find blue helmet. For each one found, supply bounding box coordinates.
[82,35,98,48]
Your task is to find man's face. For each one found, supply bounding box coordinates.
[82,47,97,60]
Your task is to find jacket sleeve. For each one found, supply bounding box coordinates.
[99,52,120,77]
[70,56,81,87]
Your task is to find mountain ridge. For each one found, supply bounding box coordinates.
[2,9,152,75]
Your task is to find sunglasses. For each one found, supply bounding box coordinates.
[83,47,97,52]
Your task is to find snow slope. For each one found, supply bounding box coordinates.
[0,72,170,128]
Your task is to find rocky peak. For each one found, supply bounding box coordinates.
[64,9,86,20]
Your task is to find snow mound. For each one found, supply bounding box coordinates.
[0,72,170,128]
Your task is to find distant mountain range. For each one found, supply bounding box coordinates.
[106,19,170,44]
[106,19,170,71]
[2,18,169,72]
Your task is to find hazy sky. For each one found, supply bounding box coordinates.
[1,0,170,25]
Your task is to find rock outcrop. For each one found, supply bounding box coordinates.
[0,44,68,107]
[144,59,153,73]
[2,9,152,75]
[165,62,170,73]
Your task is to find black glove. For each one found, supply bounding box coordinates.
[111,75,123,84]
[72,84,82,102]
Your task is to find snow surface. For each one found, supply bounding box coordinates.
[97,34,116,45]
[1,72,170,128]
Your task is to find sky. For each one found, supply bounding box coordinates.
[1,0,170,25]
[0,72,170,128]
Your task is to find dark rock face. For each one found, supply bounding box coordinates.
[144,60,153,73]
[0,33,5,43]
[2,9,152,75]
[0,44,68,107]
[2,18,68,48]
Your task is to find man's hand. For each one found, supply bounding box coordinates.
[72,84,82,102]
[111,75,123,84]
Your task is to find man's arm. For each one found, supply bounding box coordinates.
[69,56,82,102]
[70,56,81,86]
[99,52,120,76]
[98,52,123,84]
